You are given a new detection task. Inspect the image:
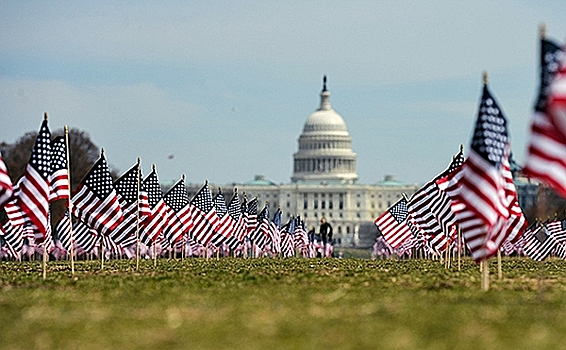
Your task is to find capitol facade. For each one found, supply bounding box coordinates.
[188,77,419,247]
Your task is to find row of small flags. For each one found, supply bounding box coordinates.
[0,119,333,261]
[374,28,566,264]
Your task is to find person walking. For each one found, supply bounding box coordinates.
[319,217,333,257]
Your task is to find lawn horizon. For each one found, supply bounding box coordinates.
[1,257,565,349]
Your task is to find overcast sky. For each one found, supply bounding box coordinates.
[1,1,565,186]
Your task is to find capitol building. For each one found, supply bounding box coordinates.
[188,77,419,247]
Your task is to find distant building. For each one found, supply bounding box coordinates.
[187,77,419,248]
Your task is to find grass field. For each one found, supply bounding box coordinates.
[1,257,566,350]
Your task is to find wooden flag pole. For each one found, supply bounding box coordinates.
[497,249,502,280]
[135,158,141,271]
[457,225,461,271]
[153,243,157,267]
[100,234,105,270]
[42,241,48,280]
[64,126,75,275]
[481,259,489,291]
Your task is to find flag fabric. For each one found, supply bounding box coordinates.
[250,203,269,249]
[269,208,282,255]
[55,210,72,252]
[187,182,221,246]
[523,224,559,261]
[72,219,99,253]
[233,195,248,242]
[444,82,526,262]
[214,189,240,250]
[49,136,69,202]
[16,118,51,242]
[0,152,13,208]
[523,36,566,196]
[293,217,308,250]
[111,164,146,245]
[162,178,189,245]
[72,153,123,237]
[280,216,295,258]
[140,168,167,245]
[1,221,24,260]
[374,197,414,249]
[4,180,25,227]
[247,197,258,236]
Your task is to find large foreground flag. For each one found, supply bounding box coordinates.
[72,152,123,237]
[17,116,51,241]
[523,33,566,197]
[374,197,413,249]
[0,152,13,208]
[445,77,525,262]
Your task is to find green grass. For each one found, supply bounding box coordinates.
[1,257,566,350]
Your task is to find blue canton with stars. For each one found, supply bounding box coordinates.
[30,119,52,179]
[213,189,228,217]
[390,198,409,223]
[50,136,66,173]
[191,183,214,213]
[164,179,188,212]
[84,156,114,199]
[114,164,140,205]
[471,85,508,167]
[143,170,163,209]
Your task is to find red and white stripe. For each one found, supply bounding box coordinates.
[0,153,13,207]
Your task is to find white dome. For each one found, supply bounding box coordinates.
[302,91,349,134]
[292,77,358,184]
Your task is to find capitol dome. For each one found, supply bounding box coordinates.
[292,77,358,184]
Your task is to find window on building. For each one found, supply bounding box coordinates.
[304,200,308,210]
[321,200,326,209]
[356,202,360,208]
[329,201,333,209]
[287,201,290,208]
[346,226,350,234]
[314,200,318,209]
[339,201,343,210]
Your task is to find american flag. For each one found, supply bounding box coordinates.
[280,216,295,257]
[1,220,24,260]
[251,202,269,249]
[546,219,566,243]
[140,168,167,245]
[55,210,97,254]
[269,207,282,255]
[4,180,25,227]
[293,216,308,250]
[213,188,240,250]
[246,197,258,238]
[162,178,189,245]
[49,136,69,202]
[187,181,221,246]
[72,153,123,237]
[523,35,566,196]
[111,163,147,245]
[407,149,463,253]
[374,197,414,249]
[0,152,13,208]
[233,195,248,242]
[523,224,559,261]
[444,81,526,262]
[16,117,51,242]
